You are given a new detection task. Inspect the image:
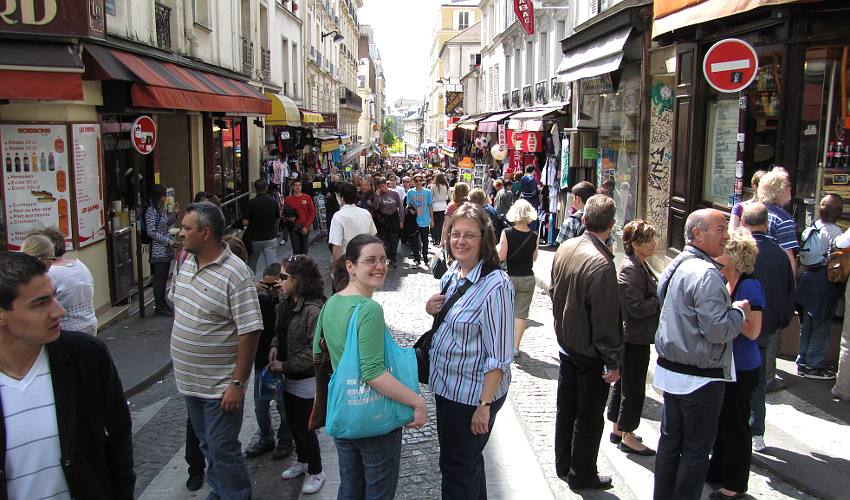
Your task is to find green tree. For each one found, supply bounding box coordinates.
[382,116,397,146]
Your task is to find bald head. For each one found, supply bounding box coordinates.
[685,208,729,258]
[741,202,768,232]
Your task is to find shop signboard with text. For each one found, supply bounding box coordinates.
[1,124,73,250]
[132,116,157,154]
[0,0,105,38]
[71,124,105,248]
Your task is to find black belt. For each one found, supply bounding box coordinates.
[658,357,724,379]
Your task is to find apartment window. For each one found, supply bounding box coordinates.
[193,0,211,29]
[557,20,566,41]
[525,41,533,85]
[282,40,291,95]
[513,48,521,88]
[358,75,366,88]
[458,11,470,30]
[494,64,500,107]
[504,55,511,89]
[538,32,548,81]
[292,43,299,98]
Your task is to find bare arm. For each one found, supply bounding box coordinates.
[368,371,427,428]
[497,230,508,262]
[221,331,260,412]
[785,249,797,277]
[471,369,503,435]
[740,310,762,340]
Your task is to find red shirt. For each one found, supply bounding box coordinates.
[284,193,316,228]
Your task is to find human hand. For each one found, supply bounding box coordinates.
[220,384,245,412]
[268,360,284,373]
[471,405,491,435]
[425,294,446,316]
[430,221,434,229]
[603,368,620,384]
[733,299,751,316]
[268,347,278,365]
[405,398,427,429]
[301,226,309,235]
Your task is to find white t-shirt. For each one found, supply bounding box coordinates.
[1,348,72,500]
[284,376,316,399]
[328,205,377,250]
[431,184,450,212]
[393,186,407,204]
[48,260,97,335]
[653,357,735,396]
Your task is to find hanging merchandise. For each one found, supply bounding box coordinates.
[551,124,561,158]
[475,136,490,150]
[560,136,570,189]
[491,144,507,161]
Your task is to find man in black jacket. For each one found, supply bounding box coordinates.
[0,251,134,500]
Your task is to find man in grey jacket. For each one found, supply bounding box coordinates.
[653,208,751,500]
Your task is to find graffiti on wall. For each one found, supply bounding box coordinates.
[646,80,674,243]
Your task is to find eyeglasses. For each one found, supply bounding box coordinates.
[279,273,290,281]
[450,232,482,241]
[358,257,388,266]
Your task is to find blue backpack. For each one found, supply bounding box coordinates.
[800,222,829,267]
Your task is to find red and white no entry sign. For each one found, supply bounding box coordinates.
[132,116,157,155]
[703,38,759,93]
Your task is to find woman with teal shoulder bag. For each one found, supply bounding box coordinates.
[314,234,427,500]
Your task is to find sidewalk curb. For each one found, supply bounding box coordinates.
[123,360,172,399]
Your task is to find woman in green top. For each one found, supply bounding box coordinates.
[315,233,427,500]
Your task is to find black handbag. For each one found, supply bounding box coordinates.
[414,265,498,384]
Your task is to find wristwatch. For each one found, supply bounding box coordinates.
[230,379,244,390]
[478,399,492,407]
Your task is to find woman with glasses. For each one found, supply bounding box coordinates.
[424,203,514,499]
[268,255,327,494]
[316,234,427,499]
[606,220,659,456]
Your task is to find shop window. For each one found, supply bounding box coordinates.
[701,96,740,207]
[212,118,248,228]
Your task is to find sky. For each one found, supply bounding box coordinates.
[358,0,445,108]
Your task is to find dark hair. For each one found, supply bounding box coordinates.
[584,194,616,233]
[622,220,658,256]
[150,184,167,204]
[0,252,47,310]
[185,201,226,241]
[29,226,67,257]
[285,255,325,299]
[820,193,844,223]
[254,179,268,193]
[443,203,500,269]
[291,178,302,186]
[193,191,209,203]
[263,262,282,277]
[333,234,384,291]
[571,181,596,204]
[525,166,535,174]
[337,182,358,205]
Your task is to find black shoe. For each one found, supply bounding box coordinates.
[618,441,656,456]
[186,474,204,491]
[271,440,294,460]
[244,439,275,457]
[609,432,642,444]
[567,475,613,490]
[708,490,747,499]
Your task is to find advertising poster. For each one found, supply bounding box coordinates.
[1,124,73,251]
[71,124,105,248]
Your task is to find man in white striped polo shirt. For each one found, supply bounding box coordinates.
[170,202,264,500]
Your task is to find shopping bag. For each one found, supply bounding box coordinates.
[258,367,283,401]
[325,303,419,439]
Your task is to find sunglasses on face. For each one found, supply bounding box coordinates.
[279,273,290,281]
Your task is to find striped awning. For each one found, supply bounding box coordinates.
[83,44,270,114]
[300,109,324,124]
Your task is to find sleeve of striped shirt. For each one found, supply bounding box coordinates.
[479,276,515,374]
[774,219,799,250]
[230,275,264,335]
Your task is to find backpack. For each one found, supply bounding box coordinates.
[799,222,829,267]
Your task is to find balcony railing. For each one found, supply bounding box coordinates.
[511,89,520,108]
[535,81,548,104]
[550,77,564,101]
[502,92,510,109]
[522,85,532,106]
[261,48,271,80]
[241,37,254,75]
[154,3,171,50]
[339,87,362,111]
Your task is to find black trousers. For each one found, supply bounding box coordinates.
[283,391,322,474]
[151,261,170,311]
[289,229,310,255]
[185,415,206,476]
[431,210,446,245]
[707,368,760,493]
[555,352,609,481]
[377,213,400,263]
[606,342,651,433]
[408,226,429,263]
[435,394,505,500]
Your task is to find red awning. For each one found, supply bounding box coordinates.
[0,41,84,101]
[0,70,83,101]
[83,44,271,114]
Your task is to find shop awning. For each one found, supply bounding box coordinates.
[557,26,631,84]
[440,145,457,158]
[653,0,799,39]
[339,134,352,145]
[265,92,301,126]
[300,109,324,124]
[0,41,84,101]
[478,112,515,133]
[508,105,568,131]
[315,135,341,153]
[82,44,270,113]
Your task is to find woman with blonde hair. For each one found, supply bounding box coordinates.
[20,234,56,266]
[706,228,764,500]
[497,199,538,356]
[445,182,469,218]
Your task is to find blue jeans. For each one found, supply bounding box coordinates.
[185,396,251,500]
[252,367,290,443]
[797,313,831,369]
[334,427,402,500]
[654,381,725,500]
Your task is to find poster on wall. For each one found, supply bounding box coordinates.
[706,99,740,206]
[71,124,105,248]
[1,124,73,251]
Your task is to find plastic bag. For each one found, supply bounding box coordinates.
[258,366,283,401]
[325,303,419,440]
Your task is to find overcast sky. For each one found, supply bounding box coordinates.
[358,0,444,108]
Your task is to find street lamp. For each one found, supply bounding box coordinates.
[321,30,344,43]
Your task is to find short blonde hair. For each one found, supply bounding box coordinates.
[468,188,489,206]
[20,234,55,260]
[757,170,789,205]
[507,199,536,225]
[451,182,469,204]
[724,228,758,275]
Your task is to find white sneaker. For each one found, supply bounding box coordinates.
[281,461,308,480]
[301,472,326,494]
[752,435,766,452]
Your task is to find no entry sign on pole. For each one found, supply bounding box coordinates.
[132,116,157,155]
[703,38,759,93]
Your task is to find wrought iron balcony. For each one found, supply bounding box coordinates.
[522,85,532,106]
[551,77,564,101]
[502,92,510,109]
[261,48,271,80]
[241,37,254,75]
[535,81,548,104]
[155,3,171,50]
[511,89,520,108]
[339,87,362,112]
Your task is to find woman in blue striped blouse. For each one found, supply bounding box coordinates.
[425,202,515,499]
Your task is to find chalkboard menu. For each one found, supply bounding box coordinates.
[703,98,740,206]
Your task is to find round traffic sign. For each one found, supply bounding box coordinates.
[703,38,759,93]
[132,116,157,155]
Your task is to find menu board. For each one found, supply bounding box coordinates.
[1,124,73,251]
[705,99,739,206]
[71,124,106,248]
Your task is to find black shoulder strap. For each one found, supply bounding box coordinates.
[429,265,499,333]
